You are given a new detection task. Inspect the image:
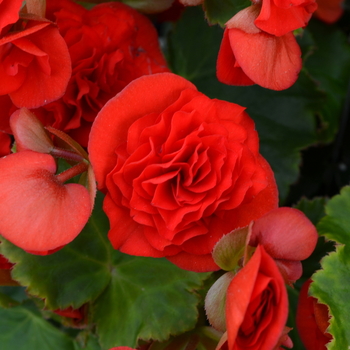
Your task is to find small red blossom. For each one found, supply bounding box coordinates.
[0,16,71,108]
[216,6,302,91]
[255,0,317,37]
[249,207,318,283]
[0,0,22,35]
[0,151,92,253]
[216,245,291,350]
[296,279,332,350]
[88,72,278,272]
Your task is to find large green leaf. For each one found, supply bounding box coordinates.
[310,186,350,349]
[0,193,112,310]
[167,7,321,201]
[0,302,75,350]
[92,254,209,349]
[1,192,209,349]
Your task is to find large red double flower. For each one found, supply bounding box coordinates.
[88,73,278,272]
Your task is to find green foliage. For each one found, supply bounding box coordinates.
[302,19,350,142]
[203,0,250,26]
[0,301,75,350]
[1,194,112,310]
[310,187,350,349]
[1,193,209,349]
[92,255,209,349]
[167,7,321,201]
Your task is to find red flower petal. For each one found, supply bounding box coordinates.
[296,279,332,350]
[250,207,318,261]
[219,6,302,91]
[88,73,197,191]
[0,151,91,252]
[0,0,23,33]
[0,19,71,108]
[225,245,288,349]
[89,73,278,272]
[229,28,302,91]
[216,28,255,86]
[255,0,317,36]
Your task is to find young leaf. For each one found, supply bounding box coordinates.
[203,0,251,26]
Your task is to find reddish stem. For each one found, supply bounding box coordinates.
[51,147,86,163]
[56,162,89,184]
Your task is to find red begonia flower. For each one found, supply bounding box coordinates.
[314,0,344,23]
[255,0,317,37]
[0,0,22,34]
[0,16,71,108]
[24,0,169,147]
[217,245,291,350]
[249,207,318,282]
[296,279,332,350]
[0,150,92,253]
[217,6,302,91]
[88,72,278,272]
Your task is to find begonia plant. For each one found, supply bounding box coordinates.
[0,0,349,349]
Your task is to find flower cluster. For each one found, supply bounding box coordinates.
[204,207,318,349]
[216,0,317,90]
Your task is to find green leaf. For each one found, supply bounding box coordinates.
[294,197,327,226]
[0,302,75,350]
[167,7,321,201]
[92,253,210,349]
[203,0,250,26]
[309,186,350,349]
[121,0,174,13]
[317,186,350,245]
[1,191,209,349]
[302,19,350,143]
[0,192,112,310]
